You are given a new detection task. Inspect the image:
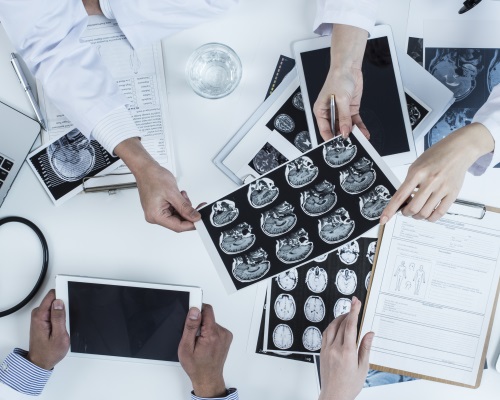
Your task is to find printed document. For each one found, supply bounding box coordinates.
[36,16,175,178]
[360,212,500,387]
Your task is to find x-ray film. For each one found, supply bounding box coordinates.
[263,238,375,354]
[196,128,399,293]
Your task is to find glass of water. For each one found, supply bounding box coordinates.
[186,43,242,99]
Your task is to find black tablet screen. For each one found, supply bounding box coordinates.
[300,36,410,156]
[68,282,189,362]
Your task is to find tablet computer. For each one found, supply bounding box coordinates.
[55,275,202,365]
[293,25,416,167]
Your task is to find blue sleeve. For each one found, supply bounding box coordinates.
[191,388,238,400]
[0,349,52,396]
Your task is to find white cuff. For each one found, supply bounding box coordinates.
[99,0,115,19]
[469,101,500,175]
[314,12,377,36]
[91,106,142,155]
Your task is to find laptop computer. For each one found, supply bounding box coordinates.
[0,101,40,207]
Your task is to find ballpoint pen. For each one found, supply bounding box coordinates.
[10,53,47,130]
[459,0,483,14]
[330,94,336,136]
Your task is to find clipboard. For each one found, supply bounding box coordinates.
[82,173,137,194]
[360,199,500,389]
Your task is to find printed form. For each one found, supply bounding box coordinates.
[360,212,500,387]
[37,16,175,178]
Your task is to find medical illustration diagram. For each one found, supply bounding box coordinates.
[413,265,426,295]
[393,261,407,291]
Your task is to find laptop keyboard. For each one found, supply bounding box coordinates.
[0,155,14,189]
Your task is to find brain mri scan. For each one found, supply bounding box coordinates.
[292,92,305,111]
[340,157,376,194]
[302,326,322,351]
[261,201,297,237]
[427,108,475,148]
[274,114,295,133]
[318,208,355,244]
[219,222,256,254]
[359,185,392,220]
[275,268,299,291]
[365,271,372,290]
[294,131,312,153]
[304,296,326,323]
[47,129,96,182]
[247,178,279,208]
[274,293,296,321]
[366,241,377,264]
[285,156,319,188]
[252,143,288,175]
[276,228,314,264]
[323,136,357,168]
[300,180,337,216]
[337,240,360,265]
[305,266,328,293]
[232,248,271,282]
[210,199,239,227]
[314,254,328,262]
[335,269,357,295]
[333,298,352,318]
[488,49,500,93]
[273,324,294,349]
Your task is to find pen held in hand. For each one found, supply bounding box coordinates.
[330,94,336,137]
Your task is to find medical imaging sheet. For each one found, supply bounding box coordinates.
[37,16,175,175]
[360,212,500,387]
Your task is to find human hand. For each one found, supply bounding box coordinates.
[27,290,70,371]
[319,297,373,400]
[115,138,204,232]
[381,123,495,224]
[178,304,233,398]
[314,24,370,141]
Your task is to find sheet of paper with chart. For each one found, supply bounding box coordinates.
[360,212,500,388]
[36,15,175,181]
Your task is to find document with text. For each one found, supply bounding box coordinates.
[360,211,500,387]
[37,16,175,181]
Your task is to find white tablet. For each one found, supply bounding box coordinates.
[55,275,202,365]
[293,25,416,167]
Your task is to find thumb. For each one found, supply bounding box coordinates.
[358,331,374,370]
[171,190,201,222]
[50,299,68,338]
[179,308,202,353]
[336,95,353,137]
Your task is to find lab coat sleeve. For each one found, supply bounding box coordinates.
[314,0,380,35]
[470,84,500,174]
[0,0,140,153]
[99,0,238,49]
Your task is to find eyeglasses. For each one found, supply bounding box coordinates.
[459,0,483,14]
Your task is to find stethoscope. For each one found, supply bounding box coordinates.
[0,216,48,318]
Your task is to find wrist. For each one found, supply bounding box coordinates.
[192,377,227,398]
[331,24,368,70]
[26,353,53,371]
[114,137,158,176]
[450,123,495,164]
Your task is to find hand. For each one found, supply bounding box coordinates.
[27,290,70,370]
[319,297,373,400]
[115,138,204,232]
[314,24,370,141]
[381,123,495,224]
[178,304,233,398]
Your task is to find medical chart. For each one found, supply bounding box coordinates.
[196,128,400,293]
[360,212,500,387]
[36,15,175,176]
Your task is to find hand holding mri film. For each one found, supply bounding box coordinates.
[27,290,70,371]
[318,297,374,400]
[178,304,233,398]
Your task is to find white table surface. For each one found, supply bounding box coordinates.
[0,0,499,399]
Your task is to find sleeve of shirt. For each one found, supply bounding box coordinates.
[313,0,380,36]
[0,349,52,397]
[191,388,238,400]
[0,0,139,154]
[469,85,500,175]
[98,0,238,49]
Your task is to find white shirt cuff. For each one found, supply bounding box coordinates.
[191,388,238,400]
[99,0,115,19]
[91,106,143,155]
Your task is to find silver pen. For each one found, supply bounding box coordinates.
[10,53,47,130]
[330,94,336,136]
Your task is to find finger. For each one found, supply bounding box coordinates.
[428,194,456,222]
[50,299,68,339]
[358,331,375,369]
[158,215,196,233]
[401,186,434,218]
[380,178,418,225]
[412,191,444,220]
[314,106,334,142]
[335,95,353,137]
[323,313,348,347]
[352,114,370,140]
[200,304,217,333]
[343,297,362,349]
[179,307,202,354]
[34,290,56,322]
[170,190,201,223]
